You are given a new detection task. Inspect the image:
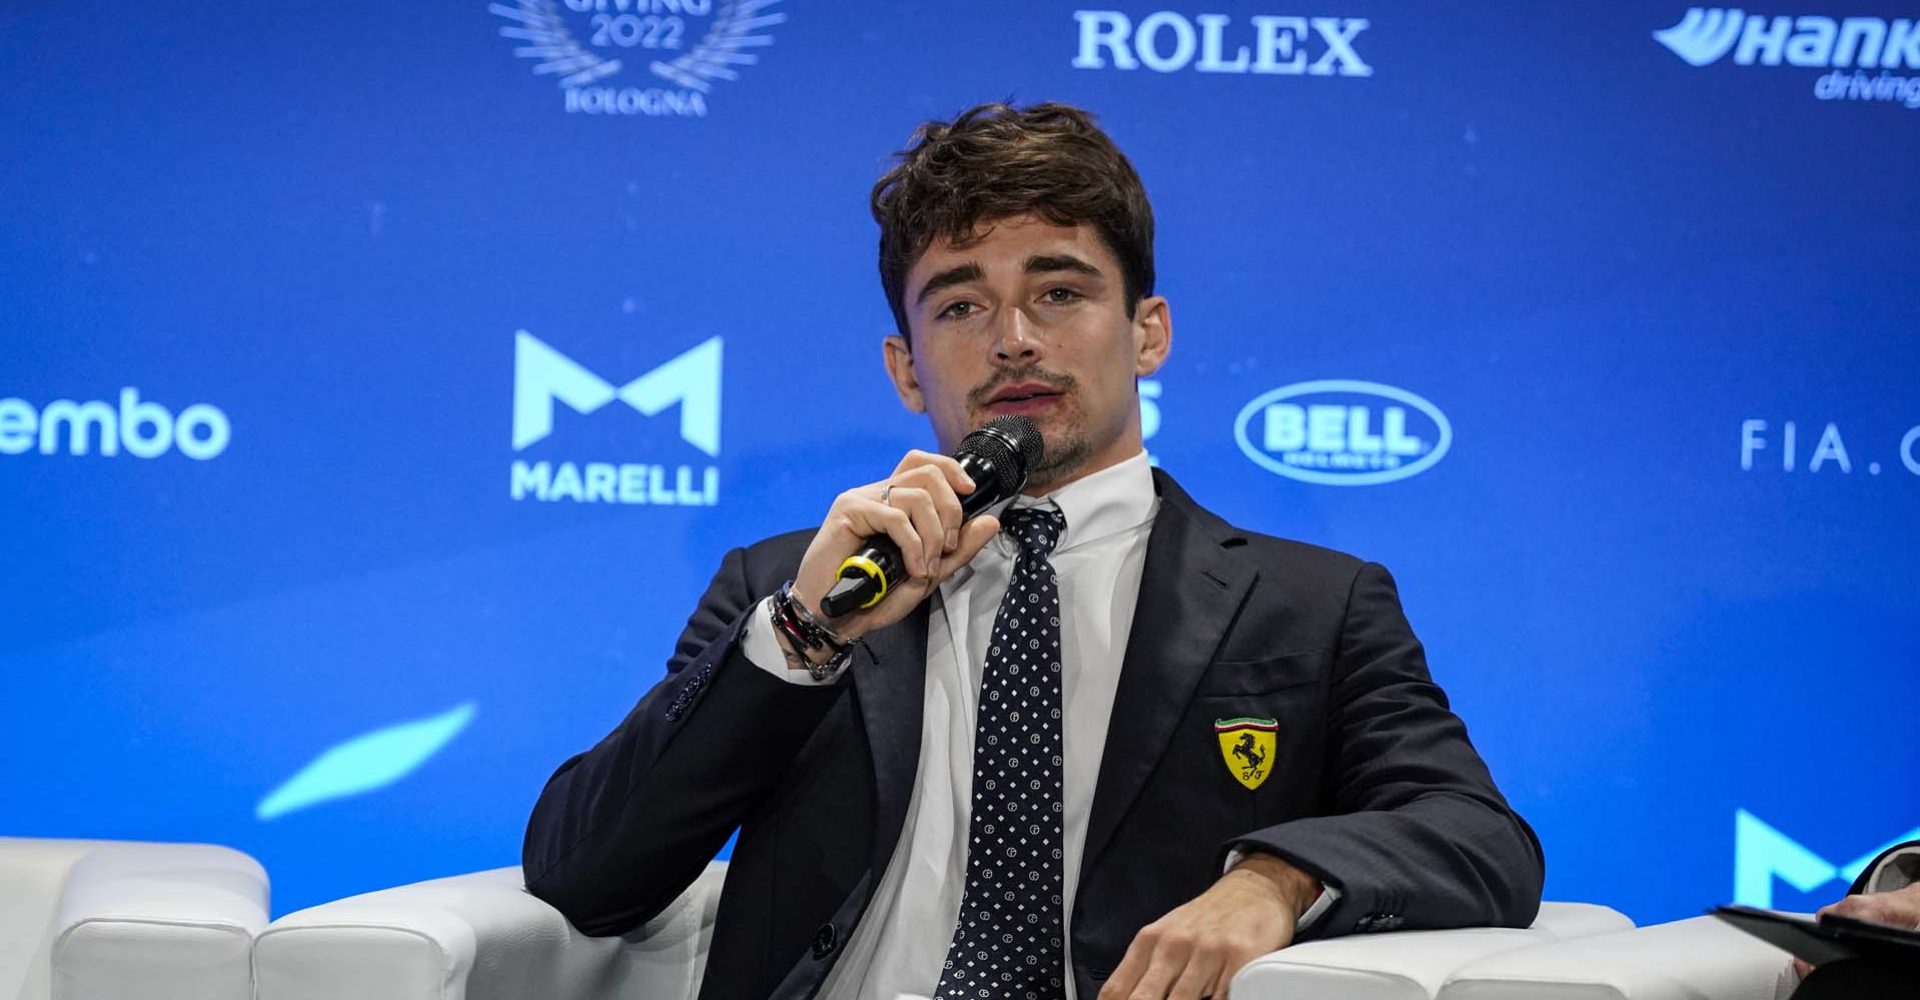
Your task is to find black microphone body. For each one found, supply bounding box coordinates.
[819,416,1044,618]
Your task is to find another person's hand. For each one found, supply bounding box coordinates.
[1097,854,1321,1000]
[1790,881,1920,978]
[1817,880,1920,929]
[788,450,1001,653]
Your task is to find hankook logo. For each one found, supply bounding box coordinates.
[1653,9,1920,108]
[1654,9,1920,68]
[1234,380,1451,486]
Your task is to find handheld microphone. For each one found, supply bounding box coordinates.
[819,415,1044,618]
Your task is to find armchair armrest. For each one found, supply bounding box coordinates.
[253,861,727,1000]
[1230,902,1634,1000]
[0,837,268,1000]
[1435,915,1797,1000]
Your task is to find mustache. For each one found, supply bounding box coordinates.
[968,367,1077,407]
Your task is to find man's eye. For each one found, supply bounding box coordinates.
[1044,287,1081,303]
[939,301,976,319]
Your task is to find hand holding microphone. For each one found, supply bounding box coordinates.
[786,417,1043,655]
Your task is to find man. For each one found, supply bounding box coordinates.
[522,102,1543,1000]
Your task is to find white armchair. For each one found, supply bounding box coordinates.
[251,862,725,1000]
[0,837,269,1000]
[263,863,1766,1000]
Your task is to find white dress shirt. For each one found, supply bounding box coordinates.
[741,450,1330,1000]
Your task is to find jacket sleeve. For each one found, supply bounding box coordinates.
[1222,561,1545,938]
[521,543,846,936]
[1850,840,1920,895]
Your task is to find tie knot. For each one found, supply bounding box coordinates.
[1002,505,1065,557]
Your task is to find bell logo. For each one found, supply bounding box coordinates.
[508,331,724,507]
[1734,809,1920,907]
[1234,379,1451,486]
[0,388,231,460]
[512,331,721,455]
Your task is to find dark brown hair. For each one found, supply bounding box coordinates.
[870,101,1156,342]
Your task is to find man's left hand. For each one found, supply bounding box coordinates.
[1097,854,1321,1000]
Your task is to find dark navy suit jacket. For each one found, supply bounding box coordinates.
[522,469,1545,1000]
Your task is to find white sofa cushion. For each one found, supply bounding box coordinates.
[253,862,726,1000]
[1230,902,1634,1000]
[0,838,268,1000]
[1435,915,1796,1000]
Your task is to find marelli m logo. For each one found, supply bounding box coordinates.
[512,331,722,456]
[1734,809,1920,907]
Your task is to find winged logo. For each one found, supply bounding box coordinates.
[490,0,784,104]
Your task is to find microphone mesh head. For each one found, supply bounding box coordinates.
[965,415,1044,496]
[992,415,1044,471]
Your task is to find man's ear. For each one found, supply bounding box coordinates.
[1132,295,1172,376]
[883,334,926,413]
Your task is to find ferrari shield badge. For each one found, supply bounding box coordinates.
[1214,717,1277,790]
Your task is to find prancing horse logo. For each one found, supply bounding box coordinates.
[1232,732,1266,771]
[1213,717,1278,791]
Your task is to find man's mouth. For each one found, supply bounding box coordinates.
[986,382,1066,406]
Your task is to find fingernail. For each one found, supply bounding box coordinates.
[945,528,959,550]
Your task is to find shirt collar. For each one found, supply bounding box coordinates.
[1003,448,1157,555]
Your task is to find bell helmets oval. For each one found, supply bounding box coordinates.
[1233,379,1452,486]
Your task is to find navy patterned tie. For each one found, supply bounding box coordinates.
[936,505,1068,1000]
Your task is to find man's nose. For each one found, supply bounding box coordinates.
[991,307,1043,362]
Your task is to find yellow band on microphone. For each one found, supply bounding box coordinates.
[835,554,888,609]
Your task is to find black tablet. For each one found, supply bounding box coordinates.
[1712,904,1920,968]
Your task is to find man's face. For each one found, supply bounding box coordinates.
[884,213,1171,493]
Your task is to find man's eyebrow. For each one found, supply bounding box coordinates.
[913,255,1103,308]
[1024,253,1102,278]
[914,263,984,307]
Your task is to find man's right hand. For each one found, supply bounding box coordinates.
[785,450,1003,655]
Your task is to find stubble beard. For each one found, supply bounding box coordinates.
[1024,433,1092,493]
[965,366,1088,492]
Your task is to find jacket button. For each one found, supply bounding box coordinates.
[812,922,837,959]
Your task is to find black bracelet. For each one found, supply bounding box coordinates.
[771,582,866,681]
[784,582,848,647]
[772,581,842,652]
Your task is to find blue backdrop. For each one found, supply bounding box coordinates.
[3,1,1916,924]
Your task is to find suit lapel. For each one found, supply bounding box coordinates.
[850,600,931,879]
[1079,472,1257,882]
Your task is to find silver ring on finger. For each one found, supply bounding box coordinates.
[879,483,894,506]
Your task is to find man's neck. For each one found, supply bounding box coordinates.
[1021,444,1147,498]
